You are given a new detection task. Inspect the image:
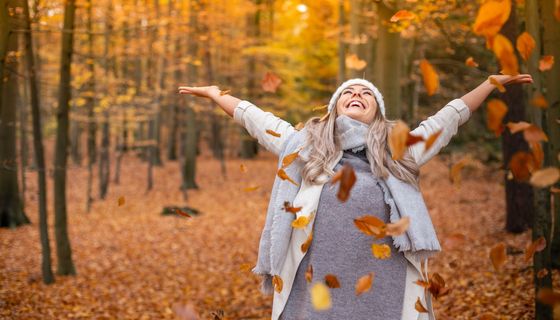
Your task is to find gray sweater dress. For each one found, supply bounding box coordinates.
[279,149,407,320]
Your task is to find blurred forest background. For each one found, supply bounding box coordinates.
[0,0,559,319]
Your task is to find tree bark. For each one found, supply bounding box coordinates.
[54,0,77,275]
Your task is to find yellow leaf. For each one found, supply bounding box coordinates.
[243,185,260,192]
[311,282,331,310]
[345,54,367,70]
[516,31,536,61]
[489,76,506,93]
[486,99,508,136]
[272,275,283,293]
[371,244,391,259]
[292,215,310,229]
[493,34,519,75]
[389,120,410,160]
[118,196,125,206]
[419,59,439,96]
[472,0,511,38]
[277,168,299,186]
[355,272,374,295]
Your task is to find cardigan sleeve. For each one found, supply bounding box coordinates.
[233,100,297,156]
[407,98,471,167]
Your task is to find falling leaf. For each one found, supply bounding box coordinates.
[523,125,548,143]
[443,233,466,250]
[272,275,283,293]
[486,99,508,136]
[489,76,506,93]
[428,273,450,299]
[415,297,429,313]
[406,133,424,147]
[283,201,302,214]
[175,208,192,218]
[355,272,374,296]
[371,244,391,259]
[516,32,536,61]
[266,129,281,137]
[537,268,549,279]
[530,168,560,188]
[386,216,411,236]
[389,120,410,160]
[537,288,560,306]
[240,163,248,173]
[524,236,547,263]
[277,168,299,186]
[118,196,125,206]
[324,274,341,288]
[282,151,299,168]
[420,59,439,96]
[493,34,519,75]
[472,0,511,39]
[509,151,535,181]
[305,264,313,282]
[311,282,332,310]
[244,185,260,192]
[239,263,253,272]
[424,130,442,152]
[465,57,479,67]
[531,142,544,170]
[312,105,328,111]
[301,231,313,253]
[291,215,311,229]
[531,94,549,109]
[219,89,231,96]
[262,72,282,93]
[330,163,357,202]
[390,10,416,22]
[450,158,470,186]
[354,215,387,239]
[506,121,532,134]
[345,54,367,70]
[539,55,555,71]
[295,122,305,130]
[489,242,507,271]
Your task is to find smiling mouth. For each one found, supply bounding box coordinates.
[345,100,366,110]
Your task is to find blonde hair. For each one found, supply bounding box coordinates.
[301,107,420,188]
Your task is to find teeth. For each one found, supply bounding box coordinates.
[348,101,364,109]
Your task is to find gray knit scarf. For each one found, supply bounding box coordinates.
[335,115,369,153]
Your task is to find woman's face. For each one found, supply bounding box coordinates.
[335,84,378,124]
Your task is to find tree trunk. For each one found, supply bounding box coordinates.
[86,0,96,212]
[54,0,77,275]
[499,1,534,234]
[374,1,401,119]
[22,0,55,284]
[0,1,30,228]
[99,1,113,200]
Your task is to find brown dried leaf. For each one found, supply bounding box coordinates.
[118,196,125,206]
[355,272,374,295]
[301,231,313,253]
[415,297,429,313]
[424,130,442,152]
[524,236,547,263]
[283,201,302,214]
[282,151,299,168]
[324,274,341,288]
[266,129,281,137]
[330,164,357,202]
[272,275,283,293]
[489,242,507,271]
[354,215,387,238]
[305,264,313,282]
[262,72,282,93]
[389,120,410,160]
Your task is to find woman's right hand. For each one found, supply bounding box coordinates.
[178,85,221,99]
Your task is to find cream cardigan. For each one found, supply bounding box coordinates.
[233,98,471,320]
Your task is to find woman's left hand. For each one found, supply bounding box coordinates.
[490,74,533,86]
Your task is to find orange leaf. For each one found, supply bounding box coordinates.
[345,54,367,70]
[282,151,299,168]
[273,275,283,293]
[472,0,511,38]
[390,10,416,22]
[244,185,260,192]
[530,167,560,188]
[536,288,560,306]
[175,208,192,218]
[219,89,231,96]
[493,34,519,75]
[266,129,281,137]
[386,216,411,236]
[424,130,442,152]
[486,99,508,136]
[420,59,439,96]
[415,297,429,313]
[355,272,374,296]
[240,163,248,173]
[489,76,506,93]
[516,31,536,61]
[262,72,282,93]
[283,201,302,214]
[506,121,531,134]
[530,94,549,109]
[330,163,357,202]
[465,57,479,67]
[442,233,466,250]
[539,55,555,71]
[530,142,544,170]
[523,125,548,143]
[277,168,299,186]
[305,264,313,282]
[450,158,470,186]
[301,231,313,253]
[389,120,410,160]
[118,196,125,206]
[371,244,391,259]
[489,242,507,271]
[428,273,450,299]
[509,151,535,181]
[524,236,547,263]
[291,215,311,229]
[354,215,387,238]
[324,274,341,288]
[406,133,424,147]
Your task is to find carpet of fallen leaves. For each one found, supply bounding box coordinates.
[1,150,558,319]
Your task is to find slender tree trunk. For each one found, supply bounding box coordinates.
[86,0,97,212]
[99,1,113,200]
[168,0,179,161]
[70,119,81,165]
[54,0,77,275]
[0,1,30,228]
[499,1,534,234]
[374,1,401,119]
[22,0,54,284]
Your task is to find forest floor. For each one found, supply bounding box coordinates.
[0,150,557,319]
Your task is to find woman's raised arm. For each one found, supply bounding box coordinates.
[407,74,533,166]
[178,85,296,156]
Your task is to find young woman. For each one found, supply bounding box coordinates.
[178,74,532,320]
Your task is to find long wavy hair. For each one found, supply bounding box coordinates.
[300,105,420,188]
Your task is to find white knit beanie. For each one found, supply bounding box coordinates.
[327,79,385,117]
